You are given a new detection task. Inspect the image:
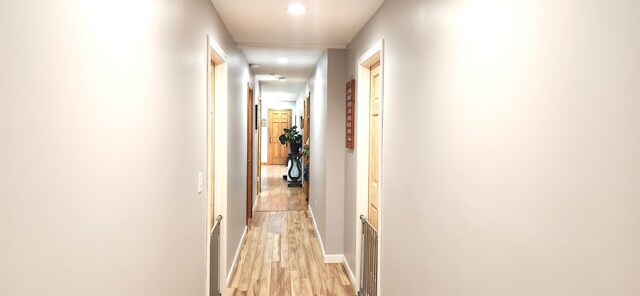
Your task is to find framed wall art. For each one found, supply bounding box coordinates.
[346,78,355,149]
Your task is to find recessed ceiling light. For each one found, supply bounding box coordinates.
[287,3,307,15]
[249,63,261,68]
[277,57,289,64]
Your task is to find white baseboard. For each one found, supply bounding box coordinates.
[307,206,359,294]
[226,226,248,286]
[342,255,358,294]
[324,254,343,263]
[307,205,345,264]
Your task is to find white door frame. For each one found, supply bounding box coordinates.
[355,39,384,295]
[207,35,229,296]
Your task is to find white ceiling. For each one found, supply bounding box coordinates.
[211,0,385,102]
[244,48,323,83]
[245,48,323,101]
[211,0,386,48]
[260,81,306,101]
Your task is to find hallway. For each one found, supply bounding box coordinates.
[254,165,307,212]
[227,165,355,296]
[3,1,640,295]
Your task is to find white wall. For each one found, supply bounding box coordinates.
[307,50,347,255]
[225,45,255,282]
[324,49,347,254]
[308,52,329,244]
[0,0,252,295]
[344,0,640,295]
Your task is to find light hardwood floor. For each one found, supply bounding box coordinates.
[254,165,307,212]
[228,165,355,296]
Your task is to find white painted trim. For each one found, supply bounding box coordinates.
[324,254,343,264]
[342,255,358,294]
[376,39,385,296]
[358,40,383,66]
[307,205,327,256]
[210,38,228,63]
[354,39,384,295]
[307,205,344,263]
[206,35,229,296]
[225,226,248,286]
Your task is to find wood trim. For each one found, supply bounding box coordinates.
[368,61,380,230]
[303,93,310,204]
[209,52,216,232]
[246,83,254,227]
[257,97,262,196]
[346,79,355,149]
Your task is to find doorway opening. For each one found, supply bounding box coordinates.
[355,39,384,294]
[256,97,263,200]
[207,36,229,296]
[246,83,254,227]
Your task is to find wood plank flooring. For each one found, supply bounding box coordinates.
[228,165,355,296]
[254,165,307,212]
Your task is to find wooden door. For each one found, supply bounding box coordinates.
[368,61,381,230]
[209,57,215,231]
[257,98,262,196]
[268,109,292,165]
[303,94,310,203]
[246,84,254,226]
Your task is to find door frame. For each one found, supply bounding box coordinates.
[303,93,310,205]
[354,39,384,294]
[207,35,229,296]
[267,108,293,165]
[246,83,254,227]
[257,97,262,197]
